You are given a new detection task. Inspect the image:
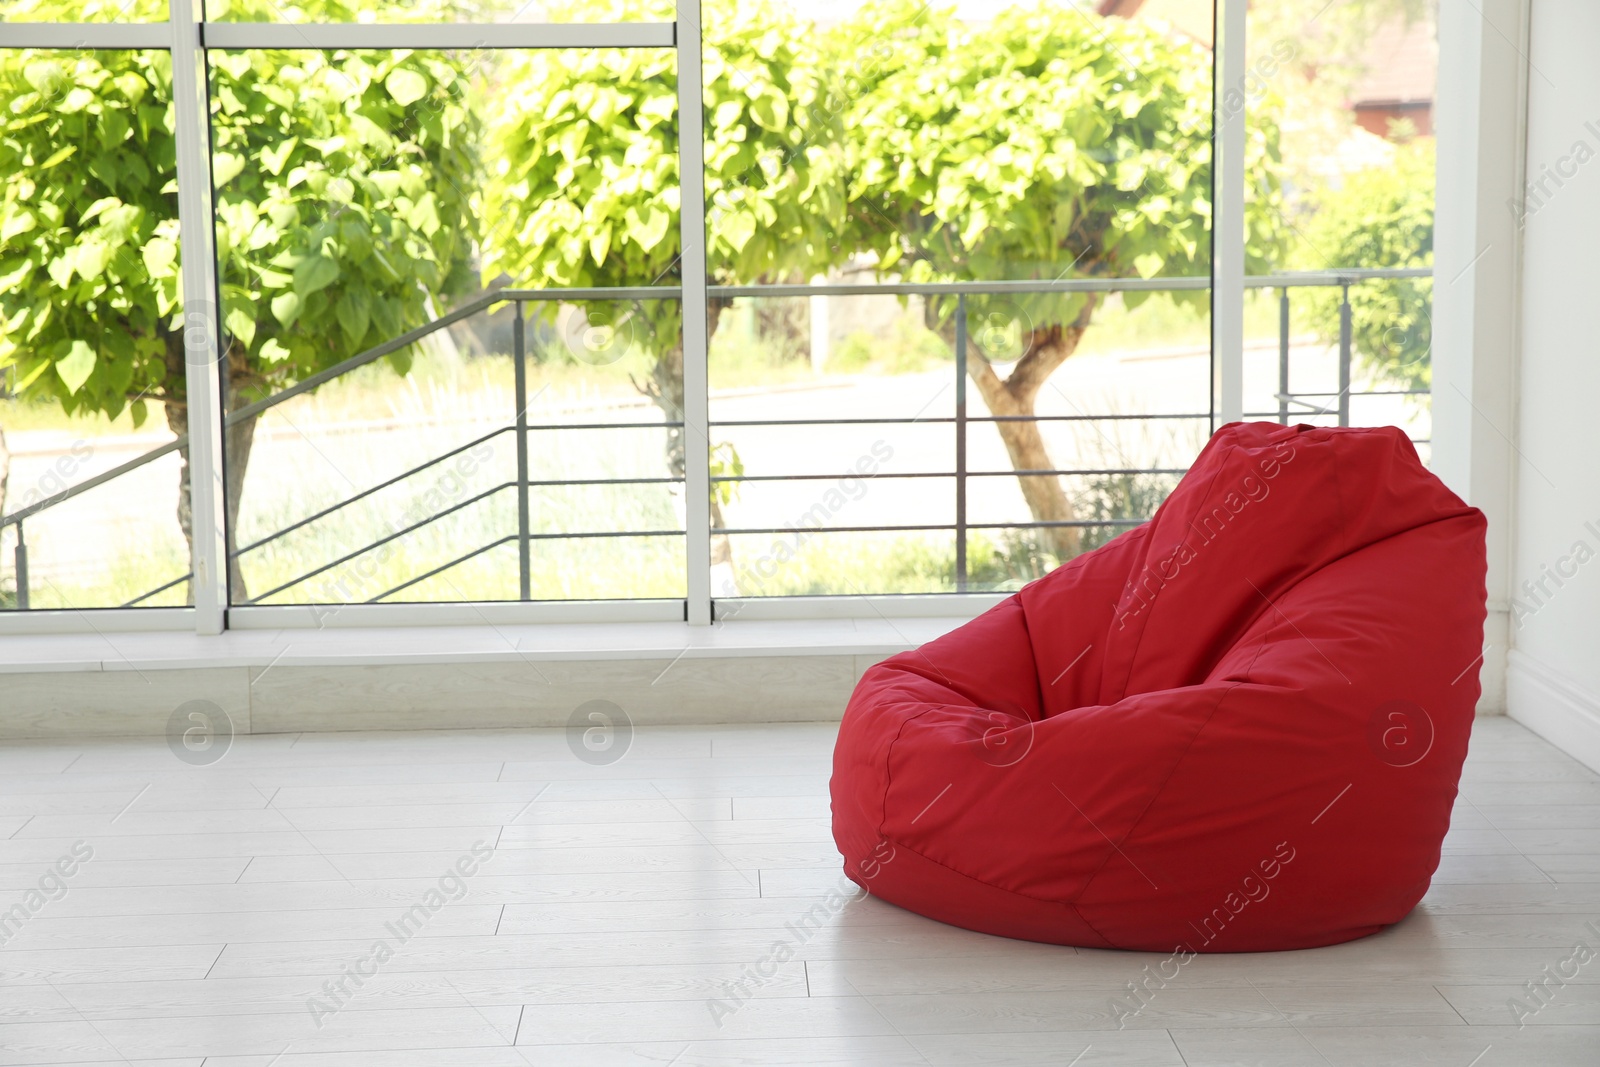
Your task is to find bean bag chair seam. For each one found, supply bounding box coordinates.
[1329,430,1354,559]
[1218,509,1479,673]
[1104,442,1240,703]
[1076,681,1243,903]
[873,702,947,848]
[872,695,1127,924]
[870,829,1117,948]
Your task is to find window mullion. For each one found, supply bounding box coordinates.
[676,0,712,626]
[170,0,228,634]
[1212,0,1247,428]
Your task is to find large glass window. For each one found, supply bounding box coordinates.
[5,0,168,21]
[211,45,685,606]
[0,0,1448,623]
[0,47,192,610]
[206,0,675,23]
[1243,0,1437,453]
[705,0,1215,599]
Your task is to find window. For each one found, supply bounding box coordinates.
[0,47,191,610]
[0,0,1441,627]
[703,0,1216,601]
[211,44,686,606]
[1243,0,1436,450]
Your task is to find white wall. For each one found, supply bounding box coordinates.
[1433,0,1530,714]
[1506,0,1600,771]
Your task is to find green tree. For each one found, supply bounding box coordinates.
[836,0,1286,559]
[1295,137,1434,390]
[0,0,478,598]
[479,0,847,562]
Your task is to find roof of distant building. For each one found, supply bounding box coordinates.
[1096,0,1437,111]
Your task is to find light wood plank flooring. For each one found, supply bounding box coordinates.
[0,715,1596,1065]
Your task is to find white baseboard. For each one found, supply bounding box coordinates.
[0,616,982,737]
[1506,649,1600,775]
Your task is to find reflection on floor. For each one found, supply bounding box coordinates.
[0,714,1595,1065]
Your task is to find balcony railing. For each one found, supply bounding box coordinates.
[0,268,1429,613]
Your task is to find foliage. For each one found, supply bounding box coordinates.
[965,529,1059,591]
[1294,138,1434,388]
[208,33,478,403]
[479,0,847,360]
[0,39,174,423]
[1071,469,1181,554]
[204,0,624,19]
[829,317,950,376]
[834,0,1288,333]
[0,0,479,425]
[1244,0,1434,251]
[709,440,742,508]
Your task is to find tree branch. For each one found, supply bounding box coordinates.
[1003,292,1099,401]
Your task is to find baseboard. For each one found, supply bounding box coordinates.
[0,652,898,739]
[1506,649,1600,775]
[0,616,994,737]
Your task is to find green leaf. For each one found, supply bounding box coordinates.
[292,255,339,297]
[225,305,256,349]
[259,137,297,176]
[335,288,370,345]
[259,338,292,363]
[55,340,96,394]
[1132,252,1164,279]
[631,205,671,254]
[74,238,113,282]
[721,210,757,254]
[130,397,148,429]
[1,209,37,244]
[407,193,440,237]
[39,145,77,170]
[78,197,121,226]
[47,253,75,289]
[212,152,246,187]
[270,291,301,329]
[384,68,429,108]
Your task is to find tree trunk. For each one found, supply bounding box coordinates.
[637,301,733,569]
[161,337,262,605]
[943,295,1100,562]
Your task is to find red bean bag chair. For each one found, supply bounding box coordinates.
[831,422,1487,952]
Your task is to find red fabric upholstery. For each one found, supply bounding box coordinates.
[831,423,1487,952]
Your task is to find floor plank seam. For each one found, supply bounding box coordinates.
[1164,1028,1191,1067]
[1436,982,1475,1027]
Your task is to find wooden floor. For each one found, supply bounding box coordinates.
[1,714,1597,1066]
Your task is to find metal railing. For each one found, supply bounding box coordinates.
[1245,269,1432,427]
[223,287,686,608]
[0,268,1429,611]
[711,269,1430,592]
